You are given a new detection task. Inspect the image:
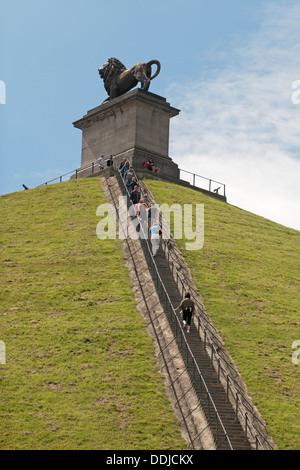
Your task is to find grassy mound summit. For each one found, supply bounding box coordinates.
[0,179,186,450]
[145,179,300,450]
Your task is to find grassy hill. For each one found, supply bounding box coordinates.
[0,178,186,450]
[145,179,300,450]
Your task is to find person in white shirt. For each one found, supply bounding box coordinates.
[97,155,105,170]
[149,223,162,256]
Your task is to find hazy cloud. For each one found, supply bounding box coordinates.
[167,1,300,230]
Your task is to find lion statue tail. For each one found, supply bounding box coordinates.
[147,60,161,80]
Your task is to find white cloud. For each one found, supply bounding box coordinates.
[167,1,300,231]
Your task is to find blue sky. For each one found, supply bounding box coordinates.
[1,0,300,230]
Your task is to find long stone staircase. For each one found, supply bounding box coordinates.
[100,169,275,451]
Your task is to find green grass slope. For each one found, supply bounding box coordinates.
[0,178,186,450]
[145,179,300,450]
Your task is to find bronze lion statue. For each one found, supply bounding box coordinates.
[98,58,161,102]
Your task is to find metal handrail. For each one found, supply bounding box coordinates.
[138,179,227,347]
[135,175,273,450]
[36,157,114,187]
[116,167,234,450]
[36,149,135,187]
[36,152,226,200]
[179,168,226,198]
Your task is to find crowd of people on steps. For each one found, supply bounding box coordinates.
[118,156,195,334]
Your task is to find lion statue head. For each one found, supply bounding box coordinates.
[98,58,127,95]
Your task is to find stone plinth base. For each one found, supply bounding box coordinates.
[73,88,180,180]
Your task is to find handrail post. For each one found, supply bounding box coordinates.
[226,375,229,400]
[235,393,239,418]
[207,395,211,418]
[245,413,248,442]
[217,359,221,383]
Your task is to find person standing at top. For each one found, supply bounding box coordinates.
[97,155,105,170]
[175,293,195,333]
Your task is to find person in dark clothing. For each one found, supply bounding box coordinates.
[119,158,126,170]
[175,293,195,333]
[107,155,113,167]
[127,176,137,196]
[131,186,141,204]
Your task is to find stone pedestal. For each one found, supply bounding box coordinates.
[73,89,180,180]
